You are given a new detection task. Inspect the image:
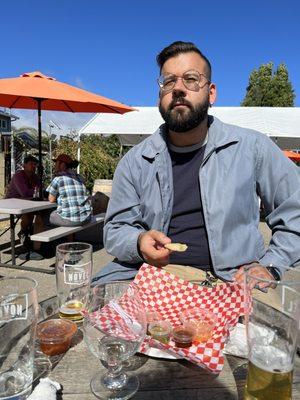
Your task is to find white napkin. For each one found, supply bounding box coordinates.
[223,323,248,358]
[27,378,61,400]
[223,322,275,358]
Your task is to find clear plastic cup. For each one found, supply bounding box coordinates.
[148,320,172,344]
[37,319,77,356]
[180,308,217,343]
[172,325,196,348]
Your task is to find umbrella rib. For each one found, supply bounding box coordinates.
[62,100,75,113]
[101,104,123,114]
[10,96,22,108]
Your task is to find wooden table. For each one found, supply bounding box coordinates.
[0,198,56,273]
[37,296,300,399]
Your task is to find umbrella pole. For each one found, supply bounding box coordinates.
[36,99,43,198]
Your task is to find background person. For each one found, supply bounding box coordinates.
[6,155,44,260]
[47,154,92,227]
[93,41,300,287]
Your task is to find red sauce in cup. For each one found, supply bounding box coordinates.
[37,319,77,356]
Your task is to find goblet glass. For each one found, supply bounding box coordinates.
[83,281,146,400]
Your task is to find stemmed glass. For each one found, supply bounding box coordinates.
[83,281,147,400]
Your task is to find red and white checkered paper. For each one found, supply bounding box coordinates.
[135,264,245,374]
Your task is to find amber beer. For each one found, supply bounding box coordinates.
[56,243,93,323]
[59,300,84,322]
[244,358,293,400]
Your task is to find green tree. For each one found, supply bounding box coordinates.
[53,134,121,192]
[241,62,295,106]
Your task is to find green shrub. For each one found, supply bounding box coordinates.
[53,135,121,192]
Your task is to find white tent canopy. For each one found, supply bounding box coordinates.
[79,107,300,149]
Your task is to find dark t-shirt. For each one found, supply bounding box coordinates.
[167,143,211,269]
[6,170,40,199]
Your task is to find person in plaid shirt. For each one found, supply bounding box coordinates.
[47,154,92,227]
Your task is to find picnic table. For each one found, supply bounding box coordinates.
[37,292,300,399]
[0,198,56,273]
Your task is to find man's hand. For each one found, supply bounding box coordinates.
[234,263,276,291]
[138,230,172,267]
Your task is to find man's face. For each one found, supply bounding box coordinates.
[55,160,62,172]
[24,161,37,174]
[158,52,216,133]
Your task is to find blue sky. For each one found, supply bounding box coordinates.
[1,0,300,132]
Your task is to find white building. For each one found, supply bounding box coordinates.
[80,107,300,151]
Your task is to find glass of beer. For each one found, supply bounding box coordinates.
[56,242,93,322]
[243,265,300,400]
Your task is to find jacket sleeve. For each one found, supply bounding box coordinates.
[103,154,146,263]
[256,136,300,267]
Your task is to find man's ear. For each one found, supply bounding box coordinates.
[208,83,217,106]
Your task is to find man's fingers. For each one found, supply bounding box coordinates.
[148,230,171,246]
[235,263,277,292]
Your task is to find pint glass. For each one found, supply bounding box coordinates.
[56,242,92,322]
[0,277,39,399]
[244,266,300,400]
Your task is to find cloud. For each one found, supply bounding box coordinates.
[74,76,86,89]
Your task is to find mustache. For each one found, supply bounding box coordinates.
[169,96,193,110]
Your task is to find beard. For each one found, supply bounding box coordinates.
[159,95,210,133]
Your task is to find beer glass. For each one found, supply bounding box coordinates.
[0,277,39,399]
[56,242,93,322]
[244,266,300,400]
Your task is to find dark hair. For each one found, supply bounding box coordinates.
[156,41,212,80]
[68,160,79,169]
[24,155,38,164]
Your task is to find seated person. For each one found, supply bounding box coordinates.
[6,155,44,260]
[47,154,92,227]
[92,41,300,288]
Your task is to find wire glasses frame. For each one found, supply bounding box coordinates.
[157,70,210,93]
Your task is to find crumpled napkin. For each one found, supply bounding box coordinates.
[223,323,275,358]
[27,378,61,400]
[223,323,248,358]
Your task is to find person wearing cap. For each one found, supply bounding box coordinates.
[6,155,44,260]
[47,154,92,227]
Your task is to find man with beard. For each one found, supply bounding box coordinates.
[93,41,300,288]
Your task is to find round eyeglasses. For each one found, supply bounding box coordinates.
[157,70,210,93]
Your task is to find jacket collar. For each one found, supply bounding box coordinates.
[141,115,240,159]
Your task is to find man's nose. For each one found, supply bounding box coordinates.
[172,77,186,97]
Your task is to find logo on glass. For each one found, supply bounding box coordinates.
[0,293,28,322]
[64,262,90,285]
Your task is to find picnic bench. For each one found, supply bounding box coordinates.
[0,213,10,222]
[30,213,105,242]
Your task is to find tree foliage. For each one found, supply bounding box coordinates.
[53,134,121,192]
[241,62,295,107]
[11,125,123,192]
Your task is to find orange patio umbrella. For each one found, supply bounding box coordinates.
[0,71,134,196]
[283,150,300,162]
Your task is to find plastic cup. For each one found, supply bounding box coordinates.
[180,308,217,343]
[37,319,77,356]
[148,320,172,344]
[172,325,196,348]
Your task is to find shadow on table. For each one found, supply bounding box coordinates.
[133,356,241,400]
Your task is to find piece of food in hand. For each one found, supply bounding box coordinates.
[164,243,188,252]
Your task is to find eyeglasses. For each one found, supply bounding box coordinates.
[157,70,210,93]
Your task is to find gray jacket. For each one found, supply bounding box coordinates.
[103,116,300,281]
